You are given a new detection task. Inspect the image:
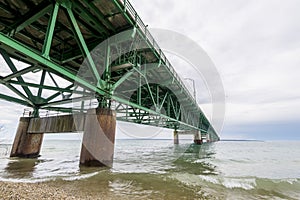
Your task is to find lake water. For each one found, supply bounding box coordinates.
[0,139,300,199]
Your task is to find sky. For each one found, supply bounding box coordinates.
[129,0,300,140]
[1,0,300,141]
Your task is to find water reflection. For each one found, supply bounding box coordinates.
[172,143,218,175]
[4,158,39,179]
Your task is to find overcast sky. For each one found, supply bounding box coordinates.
[130,0,300,140]
[1,0,300,141]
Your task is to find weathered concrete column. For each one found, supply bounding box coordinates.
[80,108,116,167]
[174,130,179,144]
[10,117,44,158]
[206,133,210,142]
[193,131,203,145]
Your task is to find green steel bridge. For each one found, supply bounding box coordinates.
[0,0,219,142]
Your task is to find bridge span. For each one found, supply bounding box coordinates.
[0,0,219,166]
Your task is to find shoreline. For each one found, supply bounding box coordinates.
[0,181,113,200]
[0,179,209,200]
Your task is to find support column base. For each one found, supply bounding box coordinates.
[174,130,179,144]
[80,108,116,167]
[193,139,203,145]
[193,130,202,145]
[10,117,44,158]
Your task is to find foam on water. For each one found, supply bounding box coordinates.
[62,171,100,181]
[222,177,256,190]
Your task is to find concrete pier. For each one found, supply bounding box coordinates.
[10,110,117,167]
[80,108,116,167]
[27,114,85,133]
[206,134,210,142]
[174,130,179,144]
[194,131,203,145]
[10,117,44,158]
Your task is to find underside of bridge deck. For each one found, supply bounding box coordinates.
[0,0,219,167]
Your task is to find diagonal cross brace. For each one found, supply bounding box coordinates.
[0,32,108,98]
[62,2,105,89]
[42,2,60,59]
[0,48,34,101]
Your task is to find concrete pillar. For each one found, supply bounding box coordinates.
[174,130,179,144]
[194,131,202,145]
[80,108,116,167]
[206,134,210,142]
[10,117,44,158]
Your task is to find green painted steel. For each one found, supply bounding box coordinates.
[0,0,219,141]
[42,3,59,59]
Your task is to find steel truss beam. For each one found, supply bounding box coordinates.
[0,0,219,140]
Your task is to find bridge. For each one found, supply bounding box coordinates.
[0,0,219,167]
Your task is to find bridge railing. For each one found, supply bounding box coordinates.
[118,0,197,106]
[23,108,71,118]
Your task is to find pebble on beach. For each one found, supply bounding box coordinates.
[0,181,105,200]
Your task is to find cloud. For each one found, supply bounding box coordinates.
[0,100,24,141]
[130,0,300,139]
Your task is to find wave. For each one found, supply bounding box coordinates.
[0,177,56,183]
[62,171,100,181]
[171,173,300,199]
[199,174,300,190]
